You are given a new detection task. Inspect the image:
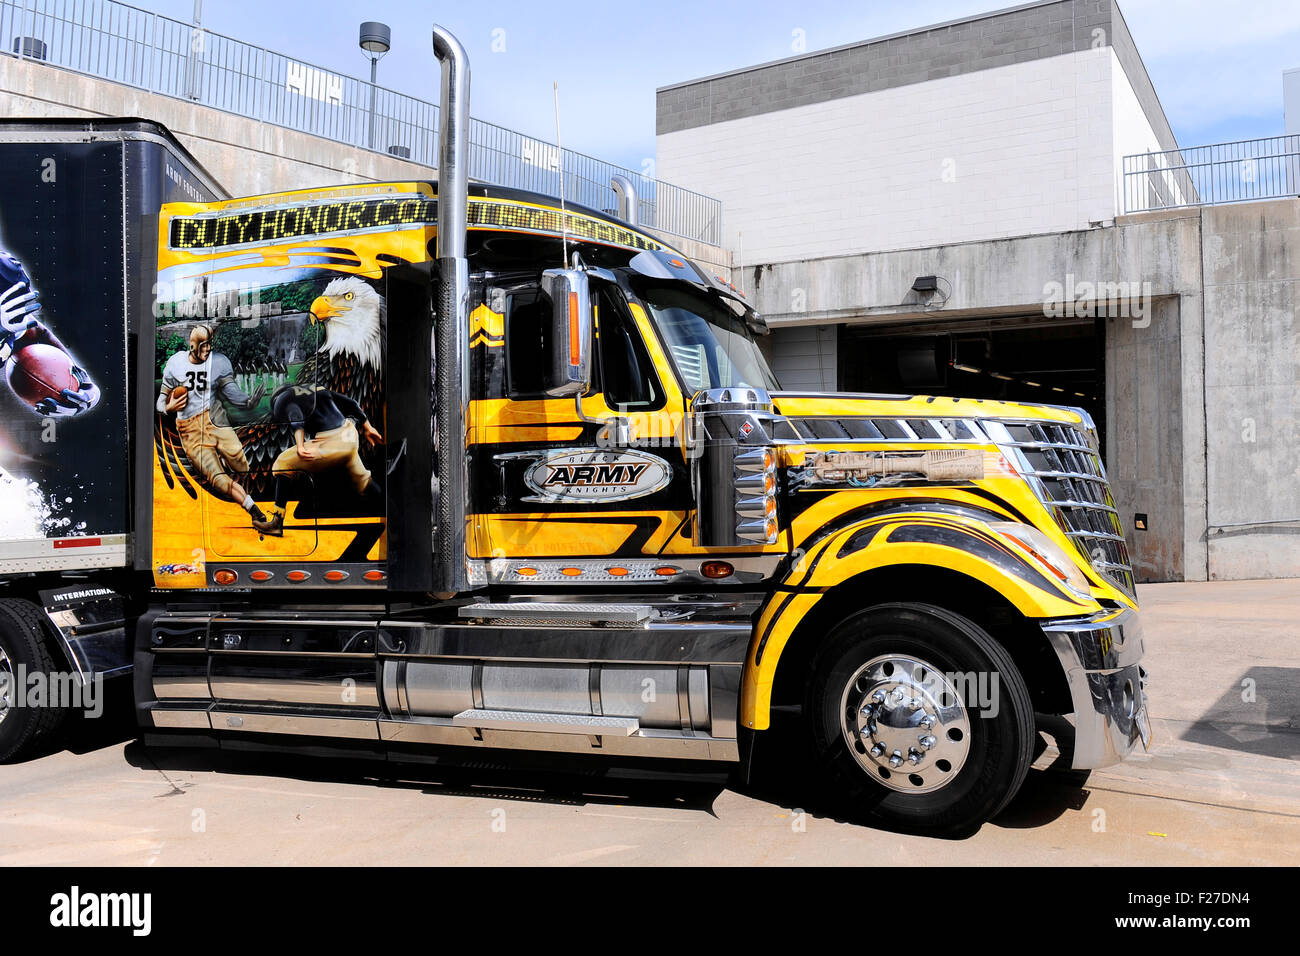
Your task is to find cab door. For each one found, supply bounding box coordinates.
[468,275,694,579]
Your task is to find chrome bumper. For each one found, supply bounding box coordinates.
[1041,608,1148,769]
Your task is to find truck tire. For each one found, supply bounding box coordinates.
[804,602,1035,836]
[0,598,68,762]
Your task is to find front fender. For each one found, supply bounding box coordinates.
[740,508,1101,730]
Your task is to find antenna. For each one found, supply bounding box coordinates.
[737,229,744,296]
[553,80,569,267]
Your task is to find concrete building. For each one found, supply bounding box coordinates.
[656,0,1300,584]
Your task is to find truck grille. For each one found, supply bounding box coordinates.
[991,419,1136,597]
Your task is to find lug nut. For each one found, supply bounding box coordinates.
[908,697,923,711]
[888,751,904,768]
[908,749,924,765]
[919,734,937,750]
[892,689,907,702]
[870,744,885,757]
[919,715,935,729]
[872,690,887,703]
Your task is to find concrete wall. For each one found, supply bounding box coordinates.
[1199,199,1300,580]
[0,56,437,196]
[745,209,1209,583]
[744,199,1300,583]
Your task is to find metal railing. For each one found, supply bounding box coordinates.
[0,0,723,245]
[1122,135,1300,214]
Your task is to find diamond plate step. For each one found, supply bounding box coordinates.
[451,709,639,736]
[457,602,652,624]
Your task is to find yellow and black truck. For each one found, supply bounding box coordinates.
[2,29,1148,834]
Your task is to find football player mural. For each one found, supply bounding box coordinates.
[156,324,271,534]
[0,244,100,418]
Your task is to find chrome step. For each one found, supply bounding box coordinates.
[457,602,652,625]
[451,708,639,736]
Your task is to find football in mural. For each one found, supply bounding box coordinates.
[7,343,78,405]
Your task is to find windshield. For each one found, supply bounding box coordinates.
[633,281,780,394]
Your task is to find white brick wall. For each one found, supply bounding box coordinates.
[1110,49,1179,212]
[658,48,1122,264]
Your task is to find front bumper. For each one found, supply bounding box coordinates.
[1041,608,1149,769]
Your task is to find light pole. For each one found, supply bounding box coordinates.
[359,21,391,150]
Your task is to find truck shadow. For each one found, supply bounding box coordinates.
[96,699,1092,837]
[122,739,732,816]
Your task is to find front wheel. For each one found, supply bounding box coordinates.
[804,603,1035,836]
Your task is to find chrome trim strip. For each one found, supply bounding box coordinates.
[148,707,212,729]
[451,709,639,736]
[209,711,380,740]
[465,555,782,587]
[459,602,652,624]
[207,677,379,708]
[588,664,603,716]
[378,718,739,761]
[677,665,693,736]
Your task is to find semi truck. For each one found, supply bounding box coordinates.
[0,27,1148,835]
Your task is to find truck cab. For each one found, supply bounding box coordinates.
[138,171,1148,835]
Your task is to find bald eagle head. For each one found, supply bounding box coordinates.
[309,276,383,369]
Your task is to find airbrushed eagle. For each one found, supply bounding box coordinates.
[238,275,386,476]
[155,275,386,501]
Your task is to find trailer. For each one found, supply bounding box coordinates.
[1,34,1148,835]
[0,119,223,760]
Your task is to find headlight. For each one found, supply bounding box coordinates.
[988,521,1092,597]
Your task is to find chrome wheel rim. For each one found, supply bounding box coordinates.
[0,644,12,727]
[839,654,972,794]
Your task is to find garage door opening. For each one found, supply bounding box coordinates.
[838,315,1106,453]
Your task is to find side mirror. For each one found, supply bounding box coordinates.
[541,268,592,397]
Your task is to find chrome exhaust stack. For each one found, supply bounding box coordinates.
[432,24,470,594]
[610,174,638,225]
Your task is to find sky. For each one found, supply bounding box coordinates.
[126,0,1300,174]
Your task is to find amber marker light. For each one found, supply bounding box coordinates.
[701,561,734,579]
[213,569,238,585]
[324,570,350,582]
[286,570,310,582]
[363,569,387,582]
[516,567,538,576]
[561,567,583,576]
[568,292,580,365]
[655,566,679,576]
[249,570,273,582]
